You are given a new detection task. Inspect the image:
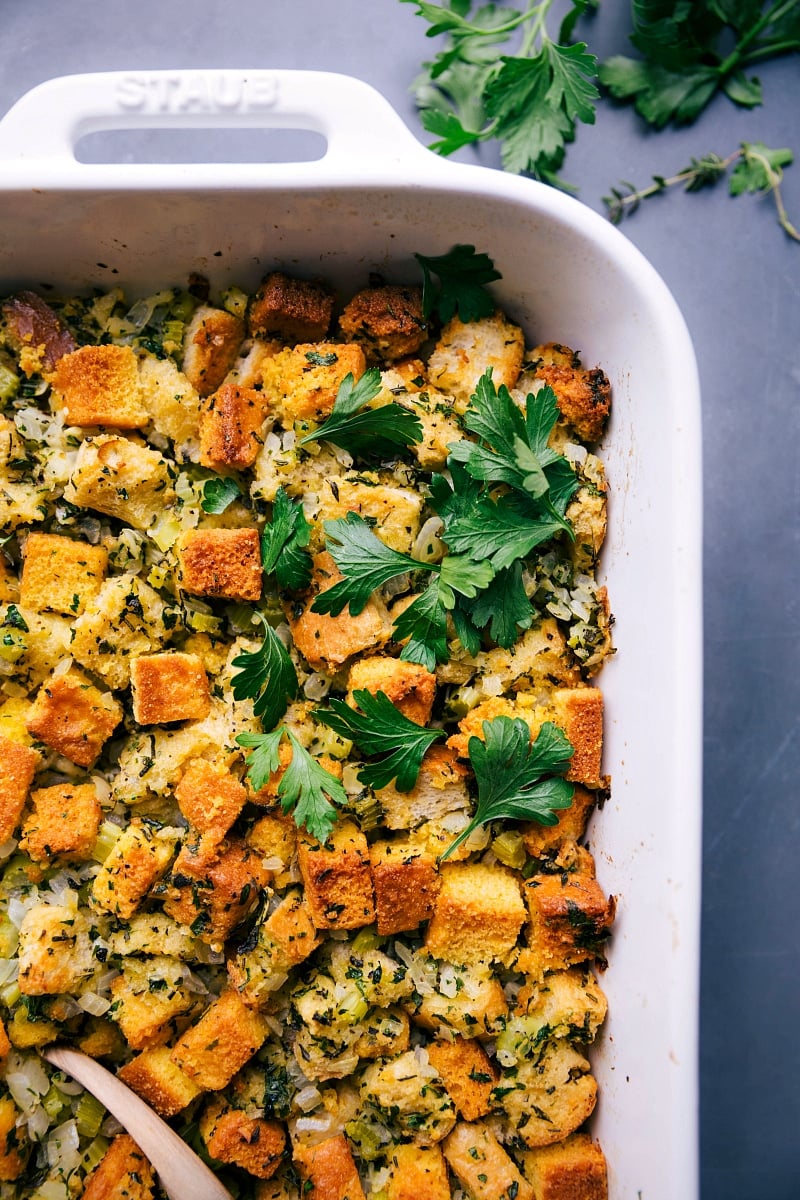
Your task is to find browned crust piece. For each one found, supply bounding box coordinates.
[0,735,40,843]
[347,655,436,726]
[2,290,76,370]
[200,1100,286,1179]
[82,1134,156,1200]
[249,271,334,342]
[293,1134,366,1200]
[199,381,271,469]
[369,840,440,936]
[339,284,426,361]
[130,652,211,725]
[177,527,263,602]
[20,782,101,863]
[51,344,149,429]
[26,672,122,767]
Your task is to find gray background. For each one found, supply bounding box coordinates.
[0,2,797,1197]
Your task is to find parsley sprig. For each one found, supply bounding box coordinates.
[441,715,575,860]
[261,486,313,591]
[236,726,347,843]
[230,614,298,732]
[316,689,445,791]
[298,367,423,458]
[200,475,241,514]
[415,245,502,322]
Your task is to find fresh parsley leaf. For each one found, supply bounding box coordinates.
[469,561,533,648]
[305,350,339,366]
[729,141,794,194]
[200,476,241,514]
[313,513,422,617]
[316,689,445,791]
[299,368,423,458]
[394,580,450,670]
[443,492,567,571]
[261,486,312,591]
[414,245,501,322]
[3,604,28,632]
[421,107,485,155]
[440,716,575,859]
[236,726,284,791]
[230,616,298,731]
[437,553,496,607]
[237,726,346,842]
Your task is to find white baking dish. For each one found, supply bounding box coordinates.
[0,69,702,1200]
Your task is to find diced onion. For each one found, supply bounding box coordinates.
[78,993,111,1017]
[295,1085,322,1113]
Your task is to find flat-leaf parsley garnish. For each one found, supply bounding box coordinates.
[316,689,445,791]
[298,367,423,458]
[200,475,241,514]
[230,614,298,732]
[261,486,313,591]
[236,726,346,842]
[415,244,502,322]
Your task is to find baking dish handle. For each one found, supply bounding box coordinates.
[0,69,430,172]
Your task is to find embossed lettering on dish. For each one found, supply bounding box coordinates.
[115,73,279,113]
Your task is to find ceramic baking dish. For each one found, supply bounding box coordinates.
[0,69,703,1200]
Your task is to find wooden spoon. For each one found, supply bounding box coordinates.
[42,1045,232,1200]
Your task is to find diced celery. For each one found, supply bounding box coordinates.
[74,1090,106,1139]
[222,285,248,320]
[0,979,21,1008]
[42,1084,67,1122]
[491,830,527,870]
[90,821,122,865]
[79,1135,110,1174]
[0,363,19,404]
[351,927,382,955]
[0,631,26,664]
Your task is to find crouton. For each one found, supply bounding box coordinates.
[567,483,608,574]
[425,863,526,967]
[130,652,211,725]
[163,836,268,945]
[78,1018,125,1060]
[298,819,375,931]
[262,889,320,965]
[427,312,525,411]
[522,850,615,977]
[109,956,196,1050]
[378,743,470,831]
[415,969,508,1038]
[137,353,202,456]
[249,272,334,342]
[255,1168,302,1200]
[353,1007,410,1060]
[361,1049,456,1144]
[2,290,75,370]
[0,1096,27,1182]
[182,304,245,397]
[66,435,176,531]
[383,1143,451,1200]
[247,811,297,867]
[369,840,439,936]
[118,1045,201,1117]
[550,688,604,787]
[26,670,123,767]
[17,903,94,994]
[199,381,271,469]
[91,821,176,918]
[513,966,608,1046]
[260,342,366,425]
[171,987,270,1091]
[19,532,108,616]
[469,618,581,694]
[426,1036,496,1121]
[347,655,436,726]
[443,1121,533,1200]
[19,781,101,863]
[51,343,149,429]
[339,284,426,362]
[200,1099,285,1179]
[318,476,424,555]
[175,757,247,841]
[177,527,262,602]
[498,1041,598,1147]
[293,1133,366,1200]
[286,551,390,673]
[522,785,597,859]
[83,1134,155,1200]
[525,343,611,443]
[228,887,321,1006]
[0,733,39,842]
[519,1132,608,1199]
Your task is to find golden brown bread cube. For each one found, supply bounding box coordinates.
[0,1096,27,1182]
[526,343,611,443]
[520,1132,608,1200]
[426,1035,497,1121]
[199,381,271,469]
[200,1099,286,1179]
[19,532,108,616]
[383,1143,451,1200]
[177,527,263,602]
[298,819,376,931]
[425,862,526,967]
[378,742,471,830]
[260,342,366,424]
[26,670,123,767]
[339,284,426,362]
[175,757,247,841]
[118,1045,201,1117]
[2,290,75,371]
[170,987,271,1091]
[415,970,508,1039]
[19,781,101,863]
[109,958,196,1051]
[427,312,525,410]
[522,785,597,859]
[551,688,604,788]
[443,1121,533,1200]
[249,271,334,342]
[0,1020,10,1061]
[369,840,440,936]
[130,652,211,725]
[82,1134,155,1200]
[227,888,321,1007]
[293,1133,366,1200]
[163,836,268,945]
[522,849,615,977]
[247,810,297,866]
[499,1042,598,1148]
[51,343,149,429]
[286,551,390,673]
[0,733,39,842]
[91,821,176,918]
[317,476,424,555]
[66,435,176,531]
[17,903,94,995]
[182,304,245,397]
[347,655,436,726]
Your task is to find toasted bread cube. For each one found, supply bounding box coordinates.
[339,284,425,362]
[69,572,168,691]
[0,734,39,842]
[370,840,439,936]
[298,819,375,931]
[293,1133,366,1200]
[171,988,270,1091]
[416,969,508,1039]
[175,758,247,841]
[425,863,526,967]
[471,618,581,693]
[19,533,108,616]
[17,903,94,995]
[353,1006,410,1060]
[51,343,149,429]
[286,551,390,673]
[523,850,615,977]
[520,1132,608,1199]
[261,342,366,424]
[378,743,470,831]
[200,1099,286,1179]
[228,889,320,1006]
[514,966,608,1045]
[499,1041,597,1147]
[427,312,525,411]
[83,1133,155,1200]
[66,435,176,531]
[199,381,271,469]
[118,1045,201,1117]
[347,655,436,726]
[91,821,175,918]
[163,837,268,944]
[426,1036,496,1121]
[255,1168,302,1200]
[444,1121,533,1200]
[137,353,202,455]
[249,272,333,342]
[263,889,320,965]
[182,304,245,397]
[2,289,75,370]
[0,1096,27,1182]
[383,1142,450,1200]
[130,652,211,725]
[110,956,196,1050]
[550,688,604,787]
[19,781,101,863]
[318,477,424,555]
[525,343,611,443]
[26,670,123,767]
[361,1049,456,1143]
[177,527,262,602]
[78,1018,125,1060]
[247,811,297,866]
[522,785,597,859]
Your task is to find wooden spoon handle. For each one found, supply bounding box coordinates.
[42,1046,232,1200]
